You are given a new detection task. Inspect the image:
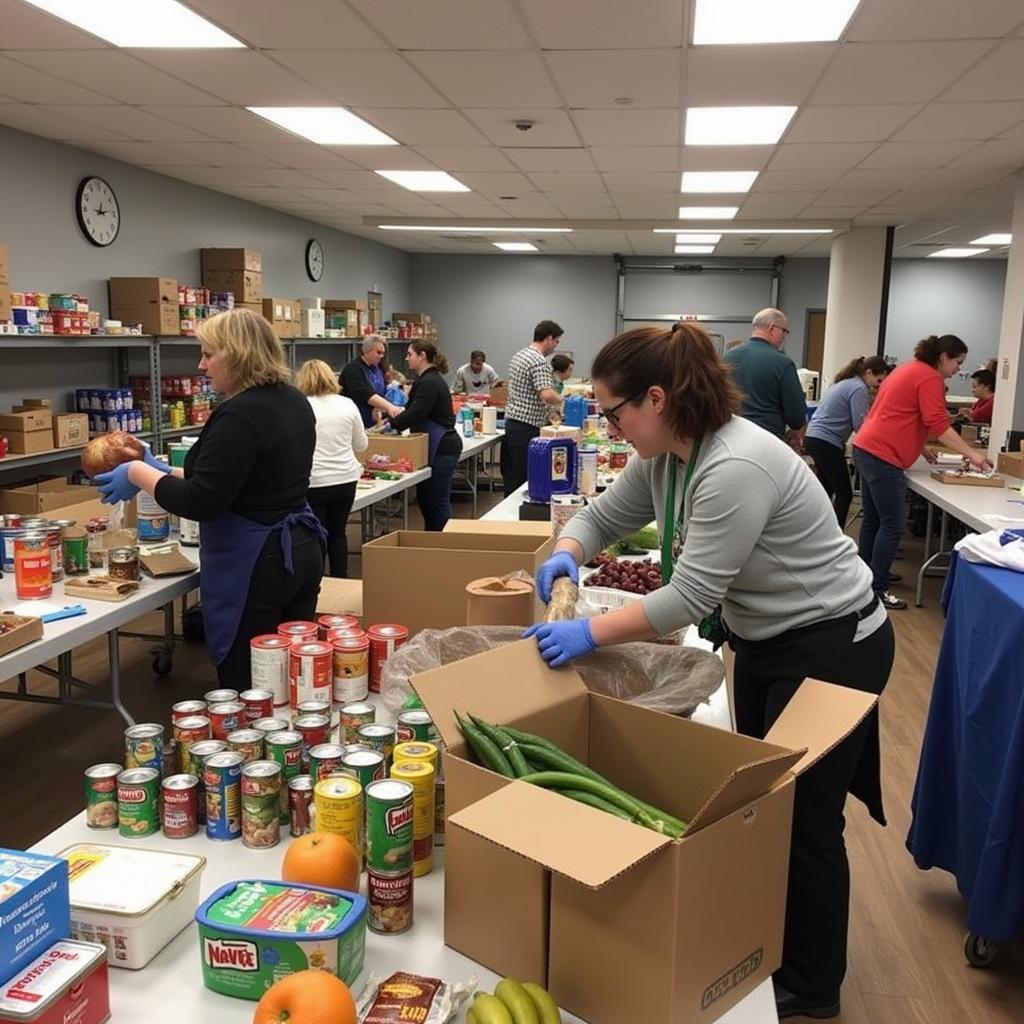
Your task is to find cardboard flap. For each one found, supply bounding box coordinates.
[764,678,878,778]
[450,781,670,889]
[411,638,586,752]
[139,544,196,577]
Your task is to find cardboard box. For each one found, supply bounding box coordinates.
[413,642,875,1024]
[358,432,430,470]
[541,424,581,445]
[489,384,508,407]
[0,242,9,284]
[235,301,263,316]
[301,308,325,338]
[109,277,180,336]
[325,299,367,312]
[0,409,52,432]
[0,613,43,657]
[52,413,90,449]
[362,532,552,635]
[19,398,52,409]
[316,578,363,617]
[392,311,427,324]
[0,288,11,322]
[0,478,100,515]
[262,298,302,339]
[201,247,262,273]
[203,269,262,303]
[444,519,552,537]
[4,430,51,454]
[111,302,180,336]
[14,493,135,530]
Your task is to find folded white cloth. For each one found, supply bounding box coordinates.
[955,529,1024,572]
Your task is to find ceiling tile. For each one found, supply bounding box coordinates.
[815,189,896,205]
[150,166,268,188]
[271,51,447,108]
[518,0,683,48]
[229,142,360,170]
[463,108,581,147]
[545,194,617,216]
[679,146,774,171]
[0,104,127,141]
[434,202,511,217]
[946,138,1024,168]
[786,104,922,143]
[416,146,518,171]
[849,0,1024,40]
[77,141,202,166]
[685,44,834,106]
[526,171,608,192]
[354,108,489,146]
[0,0,111,47]
[405,51,561,108]
[893,101,1024,142]
[796,205,869,219]
[835,168,928,189]
[338,146,441,171]
[548,50,680,108]
[810,42,993,105]
[739,193,821,217]
[451,171,535,195]
[0,56,115,104]
[573,108,680,147]
[40,105,215,142]
[857,140,975,169]
[504,148,596,171]
[237,167,340,189]
[303,169,397,190]
[914,167,1008,189]
[943,41,1024,101]
[601,171,678,192]
[755,169,844,191]
[140,105,298,143]
[348,0,531,49]
[590,146,678,172]
[611,193,681,218]
[152,141,287,168]
[768,142,878,171]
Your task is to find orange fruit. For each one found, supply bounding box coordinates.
[253,970,355,1024]
[281,831,359,892]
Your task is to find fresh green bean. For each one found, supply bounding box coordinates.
[455,712,513,777]
[469,715,530,778]
[556,788,635,822]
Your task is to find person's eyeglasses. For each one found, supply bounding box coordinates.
[773,324,790,337]
[602,390,645,428]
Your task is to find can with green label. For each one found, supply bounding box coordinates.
[365,778,413,874]
[117,766,160,837]
[265,729,303,824]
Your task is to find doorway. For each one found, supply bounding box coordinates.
[805,309,826,374]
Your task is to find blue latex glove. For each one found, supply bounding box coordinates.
[522,619,597,668]
[95,462,141,505]
[142,444,172,475]
[536,550,579,604]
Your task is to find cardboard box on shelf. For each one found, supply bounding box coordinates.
[392,312,428,324]
[52,413,90,448]
[19,398,52,409]
[413,642,876,1024]
[362,532,552,635]
[358,432,429,470]
[300,308,325,338]
[0,242,9,284]
[200,247,262,273]
[325,299,367,312]
[235,301,263,316]
[0,409,52,432]
[997,442,1024,480]
[3,430,51,455]
[111,303,180,336]
[109,277,180,336]
[261,298,301,339]
[0,478,100,515]
[0,287,11,322]
[203,269,262,304]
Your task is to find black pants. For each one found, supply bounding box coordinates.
[730,610,895,1004]
[501,418,540,496]
[216,526,324,690]
[805,436,853,529]
[308,481,357,577]
[417,451,459,531]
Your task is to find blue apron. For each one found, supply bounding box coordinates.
[199,505,326,666]
[422,418,449,462]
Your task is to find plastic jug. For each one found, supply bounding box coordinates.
[527,437,578,503]
[562,394,588,428]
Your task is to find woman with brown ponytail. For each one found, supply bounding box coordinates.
[526,322,894,1020]
[805,355,890,529]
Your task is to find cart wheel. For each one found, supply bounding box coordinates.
[964,932,998,968]
[152,652,173,677]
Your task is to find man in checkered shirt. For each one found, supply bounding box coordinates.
[501,319,565,496]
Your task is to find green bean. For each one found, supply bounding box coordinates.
[556,788,635,822]
[455,712,513,777]
[469,715,531,778]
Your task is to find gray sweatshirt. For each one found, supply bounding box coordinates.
[560,416,874,642]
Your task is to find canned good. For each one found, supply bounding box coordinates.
[391,760,436,877]
[124,723,163,771]
[365,778,414,874]
[288,775,313,836]
[108,545,140,581]
[84,763,121,829]
[340,748,386,792]
[180,516,200,546]
[173,715,212,773]
[14,532,52,600]
[171,699,207,722]
[117,767,160,837]
[392,741,439,773]
[208,701,245,741]
[204,688,239,706]
[250,635,290,707]
[294,698,331,720]
[367,623,409,694]
[277,620,318,643]
[46,524,64,582]
[163,739,177,780]
[395,710,438,745]
[551,493,586,539]
[339,701,375,744]
[357,723,396,766]
[204,751,244,840]
[289,641,333,708]
[137,491,169,542]
[86,518,107,570]
[367,866,413,935]
[326,626,367,643]
[318,613,360,640]
[313,775,363,868]
[308,742,346,783]
[251,716,291,736]
[63,526,89,576]
[227,728,265,764]
[294,713,331,768]
[184,738,228,825]
[241,760,282,849]
[161,773,199,838]
[0,513,22,528]
[434,776,445,847]
[332,634,369,704]
[266,729,304,824]
[239,688,274,722]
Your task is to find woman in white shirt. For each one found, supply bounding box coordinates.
[296,359,368,578]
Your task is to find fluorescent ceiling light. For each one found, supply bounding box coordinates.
[23,0,245,46]
[248,107,396,145]
[653,228,832,234]
[678,206,738,219]
[676,233,722,243]
[375,170,469,192]
[493,242,538,252]
[685,106,797,146]
[971,233,1011,245]
[693,0,860,45]
[675,245,716,254]
[927,248,989,258]
[681,171,758,194]
[378,225,573,233]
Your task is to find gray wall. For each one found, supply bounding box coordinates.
[780,258,831,366]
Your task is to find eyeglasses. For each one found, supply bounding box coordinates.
[772,324,790,337]
[601,390,646,428]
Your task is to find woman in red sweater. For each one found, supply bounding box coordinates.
[852,335,992,610]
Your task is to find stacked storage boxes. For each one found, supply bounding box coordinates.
[201,249,262,313]
[109,278,180,336]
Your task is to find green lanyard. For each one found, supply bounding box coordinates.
[661,435,702,581]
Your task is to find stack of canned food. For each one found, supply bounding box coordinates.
[1,513,84,599]
[176,285,233,336]
[75,387,143,435]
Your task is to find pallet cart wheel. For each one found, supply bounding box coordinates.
[152,652,174,677]
[964,931,998,968]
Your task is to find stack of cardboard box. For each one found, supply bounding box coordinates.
[0,400,53,454]
[261,298,301,339]
[325,299,367,338]
[109,278,180,336]
[392,311,438,341]
[0,243,10,322]
[201,249,262,313]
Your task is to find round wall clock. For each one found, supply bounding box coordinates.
[76,176,120,247]
[305,238,324,282]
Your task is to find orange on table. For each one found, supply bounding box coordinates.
[281,831,359,892]
[253,970,356,1024]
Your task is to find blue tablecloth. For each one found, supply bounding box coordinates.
[906,552,1024,940]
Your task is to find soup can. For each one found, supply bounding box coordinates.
[390,760,436,877]
[357,723,396,766]
[172,714,211,773]
[46,523,65,581]
[288,775,313,837]
[184,738,228,825]
[289,641,333,708]
[395,711,438,745]
[277,620,317,643]
[332,634,369,704]
[124,723,163,771]
[117,767,160,838]
[227,728,265,764]
[84,763,121,829]
[367,623,408,694]
[251,716,291,737]
[367,866,413,935]
[209,701,245,741]
[266,729,303,824]
[161,773,199,839]
[14,532,52,600]
[294,698,331,721]
[241,760,282,849]
[294,713,331,768]
[171,699,207,723]
[204,687,238,706]
[63,526,89,576]
[318,613,360,640]
[250,635,290,707]
[313,775,363,868]
[239,688,274,722]
[204,751,244,841]
[308,742,346,783]
[341,748,387,792]
[338,701,375,744]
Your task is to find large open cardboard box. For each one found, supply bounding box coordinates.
[413,641,876,1024]
[358,433,429,470]
[0,478,99,516]
[443,519,552,538]
[361,531,551,634]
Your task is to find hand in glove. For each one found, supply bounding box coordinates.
[535,550,580,604]
[142,444,172,475]
[95,462,140,505]
[522,618,597,668]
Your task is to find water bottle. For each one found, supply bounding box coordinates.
[461,406,475,439]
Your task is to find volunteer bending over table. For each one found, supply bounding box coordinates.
[95,308,326,688]
[525,322,895,1022]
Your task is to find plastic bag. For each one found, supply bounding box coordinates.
[384,383,407,407]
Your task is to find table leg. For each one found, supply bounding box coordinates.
[471,454,479,518]
[923,500,935,562]
[403,489,409,530]
[916,509,952,607]
[108,627,135,727]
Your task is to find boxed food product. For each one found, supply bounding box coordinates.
[0,850,71,987]
[0,939,109,1024]
[413,641,876,1024]
[200,248,262,273]
[195,880,367,1000]
[58,844,205,970]
[357,432,429,470]
[0,479,99,515]
[52,414,90,449]
[202,270,262,304]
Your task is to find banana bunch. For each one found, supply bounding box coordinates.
[467,978,561,1024]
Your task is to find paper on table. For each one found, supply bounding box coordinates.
[7,600,68,617]
[981,514,1024,524]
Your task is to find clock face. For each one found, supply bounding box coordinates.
[76,176,120,247]
[305,238,324,282]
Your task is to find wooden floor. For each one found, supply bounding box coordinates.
[2,487,1022,1023]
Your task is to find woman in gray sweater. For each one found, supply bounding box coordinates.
[526,322,894,1022]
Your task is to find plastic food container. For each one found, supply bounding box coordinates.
[195,879,367,1000]
[59,844,206,970]
[0,940,109,1023]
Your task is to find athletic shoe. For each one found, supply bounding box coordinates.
[880,591,907,610]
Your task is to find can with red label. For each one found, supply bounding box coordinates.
[161,773,199,838]
[331,633,369,705]
[288,774,313,836]
[84,763,121,829]
[14,532,52,600]
[250,635,290,707]
[208,701,244,741]
[171,699,207,723]
[203,688,238,706]
[277,620,317,643]
[184,738,227,825]
[326,626,367,644]
[239,688,274,722]
[367,623,408,694]
[317,613,360,640]
[266,729,303,824]
[47,523,64,582]
[0,939,110,1024]
[308,742,346,783]
[289,641,333,708]
[172,714,211,773]
[294,713,331,769]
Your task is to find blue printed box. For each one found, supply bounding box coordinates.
[0,849,71,986]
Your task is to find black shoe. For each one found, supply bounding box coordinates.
[880,590,907,610]
[888,573,903,584]
[774,984,841,1020]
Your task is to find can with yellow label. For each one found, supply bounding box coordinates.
[390,759,436,877]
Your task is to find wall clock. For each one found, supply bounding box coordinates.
[76,176,120,247]
[305,238,324,282]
